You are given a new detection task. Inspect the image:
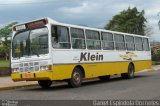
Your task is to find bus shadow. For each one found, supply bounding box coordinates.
[81,75,150,87]
[21,74,150,92]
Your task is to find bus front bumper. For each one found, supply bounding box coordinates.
[11,71,53,81]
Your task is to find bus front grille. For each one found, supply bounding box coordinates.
[20,62,40,72]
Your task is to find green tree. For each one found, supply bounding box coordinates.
[105,7,147,35]
[151,49,160,61]
[0,22,18,60]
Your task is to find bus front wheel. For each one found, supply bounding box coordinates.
[68,67,83,88]
[38,80,52,88]
[121,64,134,79]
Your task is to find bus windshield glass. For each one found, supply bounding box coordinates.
[12,27,48,58]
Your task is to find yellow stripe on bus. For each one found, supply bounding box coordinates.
[11,60,151,81]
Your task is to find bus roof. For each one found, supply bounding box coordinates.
[13,17,149,38]
[48,18,149,38]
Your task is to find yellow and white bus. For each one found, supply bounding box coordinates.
[11,18,151,88]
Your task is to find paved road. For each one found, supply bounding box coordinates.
[0,70,160,100]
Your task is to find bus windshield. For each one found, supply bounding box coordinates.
[12,27,48,58]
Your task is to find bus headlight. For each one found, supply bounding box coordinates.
[40,66,48,71]
[40,65,52,71]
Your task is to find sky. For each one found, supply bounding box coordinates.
[0,0,160,41]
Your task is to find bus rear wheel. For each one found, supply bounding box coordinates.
[68,67,83,88]
[38,80,52,88]
[121,64,134,79]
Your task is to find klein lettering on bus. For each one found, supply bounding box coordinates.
[80,52,103,61]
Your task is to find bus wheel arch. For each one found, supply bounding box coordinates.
[75,65,85,78]
[129,62,135,71]
[38,80,52,88]
[121,62,135,79]
[68,65,85,88]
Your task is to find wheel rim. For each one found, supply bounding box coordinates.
[73,71,81,84]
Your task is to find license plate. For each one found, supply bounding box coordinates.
[25,73,31,78]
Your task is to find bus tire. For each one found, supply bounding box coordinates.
[68,67,83,88]
[121,64,134,79]
[38,80,52,88]
[99,75,110,81]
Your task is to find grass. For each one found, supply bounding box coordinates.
[0,60,10,67]
[152,61,160,65]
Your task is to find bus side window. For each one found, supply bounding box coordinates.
[71,28,85,49]
[101,32,114,50]
[86,30,101,50]
[114,34,125,50]
[125,35,135,51]
[51,25,70,49]
[51,26,59,48]
[143,38,150,51]
[135,37,143,51]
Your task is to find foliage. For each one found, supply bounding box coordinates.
[151,48,160,61]
[152,61,160,65]
[0,22,18,60]
[105,7,147,35]
[144,25,153,37]
[0,60,10,67]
